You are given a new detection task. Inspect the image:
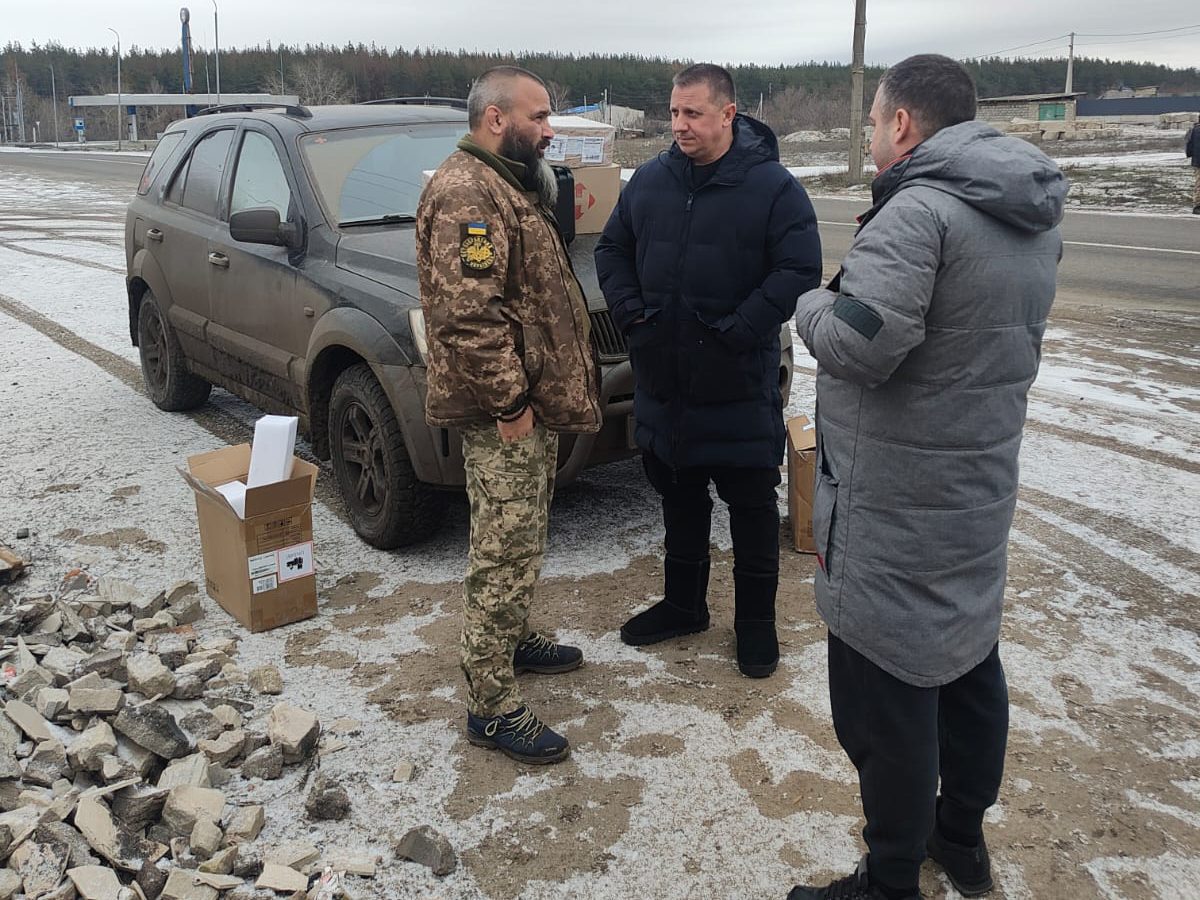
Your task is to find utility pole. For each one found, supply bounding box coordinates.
[1065,31,1075,94]
[108,27,122,150]
[49,64,59,147]
[212,1,221,105]
[848,0,868,182]
[280,47,285,95]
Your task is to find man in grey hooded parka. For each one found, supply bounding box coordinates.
[787,56,1067,900]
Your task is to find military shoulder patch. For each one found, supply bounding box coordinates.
[459,222,496,276]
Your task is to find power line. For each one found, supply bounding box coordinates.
[1075,23,1200,37]
[965,33,1070,61]
[1077,27,1200,48]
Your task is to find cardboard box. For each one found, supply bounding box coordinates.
[572,163,621,234]
[180,445,318,632]
[787,415,818,554]
[546,115,616,167]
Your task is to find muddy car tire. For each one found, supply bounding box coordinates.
[329,363,446,548]
[137,292,212,411]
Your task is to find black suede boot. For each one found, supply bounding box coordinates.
[733,571,779,677]
[620,555,710,646]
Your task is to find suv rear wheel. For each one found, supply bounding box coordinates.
[137,291,212,411]
[329,363,446,548]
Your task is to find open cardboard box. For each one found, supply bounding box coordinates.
[786,415,818,554]
[179,444,318,632]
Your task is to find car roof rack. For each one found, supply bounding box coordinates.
[359,96,468,109]
[195,103,313,119]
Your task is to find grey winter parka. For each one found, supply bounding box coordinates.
[794,120,1068,687]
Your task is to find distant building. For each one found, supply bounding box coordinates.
[572,103,645,134]
[976,92,1086,125]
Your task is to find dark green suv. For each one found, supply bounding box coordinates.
[125,101,793,548]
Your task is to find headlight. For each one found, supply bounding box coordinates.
[408,308,429,365]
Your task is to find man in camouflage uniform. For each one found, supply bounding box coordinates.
[416,66,601,765]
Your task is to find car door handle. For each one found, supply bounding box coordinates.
[208,252,230,269]
[146,228,163,242]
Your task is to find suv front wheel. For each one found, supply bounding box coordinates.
[137,291,212,411]
[329,363,446,548]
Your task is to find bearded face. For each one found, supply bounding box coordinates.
[500,122,558,207]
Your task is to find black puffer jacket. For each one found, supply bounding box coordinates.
[595,115,822,469]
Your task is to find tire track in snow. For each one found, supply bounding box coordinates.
[0,291,350,524]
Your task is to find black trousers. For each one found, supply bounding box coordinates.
[827,633,1009,892]
[642,452,780,575]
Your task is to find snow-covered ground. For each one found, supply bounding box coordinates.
[0,162,1197,899]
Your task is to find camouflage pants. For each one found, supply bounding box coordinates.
[1193,167,1200,207]
[460,422,558,717]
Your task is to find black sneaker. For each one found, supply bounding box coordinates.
[926,826,993,896]
[466,705,570,765]
[788,856,920,899]
[514,632,583,674]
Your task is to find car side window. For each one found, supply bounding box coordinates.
[231,131,293,221]
[166,154,190,206]
[178,129,234,219]
[138,131,185,195]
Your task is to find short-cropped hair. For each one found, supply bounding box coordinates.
[878,54,977,138]
[673,63,736,106]
[467,66,547,130]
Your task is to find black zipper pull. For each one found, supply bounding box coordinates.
[685,193,694,212]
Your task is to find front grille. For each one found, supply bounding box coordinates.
[589,309,628,361]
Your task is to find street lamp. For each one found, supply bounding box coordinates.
[107,27,122,151]
[212,1,221,106]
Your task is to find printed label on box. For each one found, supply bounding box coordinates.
[248,551,278,580]
[251,574,278,594]
[581,137,606,164]
[544,136,567,161]
[247,554,277,580]
[277,541,315,583]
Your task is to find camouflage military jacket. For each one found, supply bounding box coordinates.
[416,144,601,434]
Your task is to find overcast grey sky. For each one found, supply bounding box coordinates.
[5,1,1198,69]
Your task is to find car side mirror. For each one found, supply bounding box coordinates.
[230,207,290,247]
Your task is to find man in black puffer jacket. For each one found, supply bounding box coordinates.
[595,63,822,677]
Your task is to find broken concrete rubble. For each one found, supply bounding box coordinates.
[0,576,377,900]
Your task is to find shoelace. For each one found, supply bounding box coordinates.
[519,632,556,658]
[503,706,547,743]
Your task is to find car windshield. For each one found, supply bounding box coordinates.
[299,123,463,226]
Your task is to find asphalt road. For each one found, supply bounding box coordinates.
[4,148,1197,311]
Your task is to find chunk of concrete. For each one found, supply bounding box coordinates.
[254,864,308,893]
[161,868,218,900]
[262,840,317,870]
[161,787,226,838]
[67,864,123,900]
[35,687,71,721]
[189,817,222,860]
[239,745,282,781]
[223,805,264,845]
[69,721,118,773]
[113,704,191,760]
[110,785,169,833]
[11,836,71,897]
[304,775,350,821]
[247,667,283,696]
[197,845,237,875]
[394,825,457,876]
[23,738,69,787]
[157,754,211,790]
[197,730,243,767]
[126,655,176,699]
[265,704,318,764]
[68,687,125,716]
[74,796,168,872]
[5,699,53,741]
